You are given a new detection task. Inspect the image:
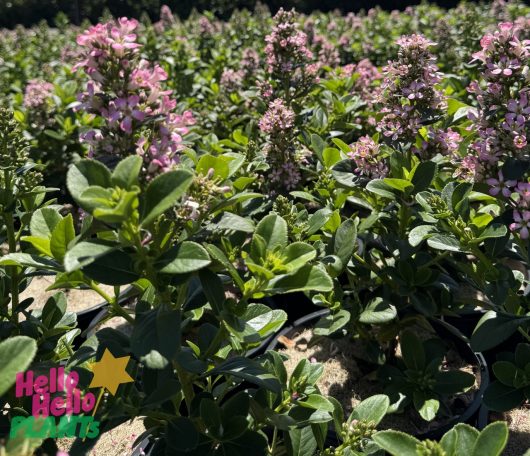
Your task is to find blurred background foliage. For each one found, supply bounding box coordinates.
[0,0,480,28]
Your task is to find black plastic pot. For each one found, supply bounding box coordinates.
[131,436,153,456]
[75,286,135,344]
[264,293,320,324]
[266,309,489,442]
[442,309,486,339]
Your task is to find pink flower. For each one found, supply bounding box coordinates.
[486,171,516,197]
[24,79,54,109]
[114,95,145,133]
[510,210,530,239]
[348,136,388,179]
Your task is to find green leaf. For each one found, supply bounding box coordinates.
[30,207,62,238]
[413,392,439,421]
[166,417,199,452]
[50,214,75,262]
[244,304,287,340]
[140,169,194,226]
[111,155,142,189]
[313,310,350,336]
[408,225,436,247]
[216,212,255,233]
[427,233,462,252]
[91,188,139,224]
[452,423,479,454]
[286,426,317,456]
[359,297,397,324]
[332,159,358,189]
[471,422,508,456]
[63,240,116,272]
[469,223,507,244]
[322,147,341,168]
[200,398,223,438]
[400,330,425,371]
[21,235,52,257]
[483,381,525,412]
[0,336,37,396]
[366,179,396,199]
[440,428,458,455]
[0,253,61,271]
[471,311,530,352]
[492,361,517,386]
[307,208,332,235]
[267,264,333,294]
[41,292,67,329]
[283,242,316,272]
[349,394,389,426]
[383,178,414,193]
[515,343,530,367]
[410,161,437,193]
[208,357,281,394]
[372,430,420,456]
[298,394,335,412]
[311,134,326,162]
[331,137,351,153]
[196,154,230,180]
[333,219,357,265]
[435,370,475,395]
[155,241,211,274]
[255,214,288,251]
[67,159,111,204]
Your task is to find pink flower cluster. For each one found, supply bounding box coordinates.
[465,22,530,176]
[312,34,340,68]
[340,59,382,108]
[220,69,244,92]
[378,34,445,144]
[241,48,260,76]
[24,79,54,109]
[220,48,259,92]
[263,8,317,100]
[486,172,530,239]
[259,99,295,134]
[415,128,462,160]
[154,5,176,32]
[348,136,388,179]
[265,8,313,75]
[269,162,302,191]
[74,17,195,177]
[259,98,301,191]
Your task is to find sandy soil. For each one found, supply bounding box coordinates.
[490,407,530,456]
[20,275,120,313]
[58,417,146,456]
[279,327,479,435]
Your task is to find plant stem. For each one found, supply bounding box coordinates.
[170,304,195,413]
[5,211,19,324]
[517,327,530,343]
[269,426,279,455]
[91,283,134,324]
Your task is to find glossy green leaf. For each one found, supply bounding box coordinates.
[155,241,210,274]
[0,336,37,396]
[140,169,194,226]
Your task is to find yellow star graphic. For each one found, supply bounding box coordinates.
[89,348,134,396]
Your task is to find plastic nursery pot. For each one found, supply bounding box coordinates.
[442,309,487,339]
[264,293,321,325]
[131,436,153,456]
[266,309,489,442]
